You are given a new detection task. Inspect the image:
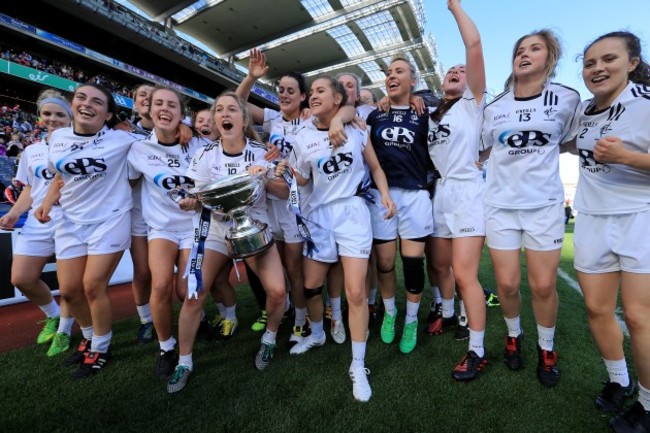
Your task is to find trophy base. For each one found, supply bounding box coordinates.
[226,222,274,259]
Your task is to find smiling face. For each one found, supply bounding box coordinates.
[338,74,359,106]
[213,95,245,142]
[150,89,182,135]
[277,76,305,118]
[359,89,375,106]
[309,78,343,120]
[583,37,639,109]
[513,35,549,82]
[442,64,467,98]
[194,109,214,137]
[134,85,154,120]
[385,59,415,103]
[39,103,71,133]
[72,85,113,134]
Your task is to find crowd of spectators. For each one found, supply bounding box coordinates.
[0,45,133,98]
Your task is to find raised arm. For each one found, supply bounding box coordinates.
[235,48,268,124]
[449,0,485,103]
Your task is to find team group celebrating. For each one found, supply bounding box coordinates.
[1,0,649,429]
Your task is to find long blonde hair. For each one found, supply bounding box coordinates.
[211,91,260,142]
[504,29,562,90]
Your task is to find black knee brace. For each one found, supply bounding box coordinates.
[303,285,323,299]
[402,256,425,295]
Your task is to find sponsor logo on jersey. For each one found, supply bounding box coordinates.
[55,157,107,181]
[34,164,54,180]
[498,129,550,155]
[579,149,611,173]
[317,152,353,181]
[428,123,451,146]
[153,173,194,190]
[378,126,415,150]
[459,227,476,233]
[270,133,294,156]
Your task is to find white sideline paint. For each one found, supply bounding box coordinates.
[557,268,629,337]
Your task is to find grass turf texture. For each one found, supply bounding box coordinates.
[0,221,634,432]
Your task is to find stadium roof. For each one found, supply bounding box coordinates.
[125,0,442,94]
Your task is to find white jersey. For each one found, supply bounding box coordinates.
[128,132,203,231]
[48,126,139,224]
[429,88,485,181]
[291,124,368,209]
[574,82,650,215]
[356,104,375,122]
[187,138,269,213]
[15,141,60,218]
[482,82,580,209]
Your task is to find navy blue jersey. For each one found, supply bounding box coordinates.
[367,106,432,190]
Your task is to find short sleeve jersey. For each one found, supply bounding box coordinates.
[428,88,486,181]
[367,106,431,190]
[187,138,269,213]
[291,124,368,209]
[15,141,58,216]
[482,83,580,209]
[574,82,650,215]
[48,126,138,224]
[263,108,305,200]
[127,132,203,231]
[356,104,376,122]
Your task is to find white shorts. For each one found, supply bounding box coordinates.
[12,212,59,257]
[148,227,194,250]
[267,198,302,243]
[485,202,564,251]
[369,188,433,241]
[432,179,485,238]
[205,210,271,257]
[131,205,148,237]
[306,196,372,263]
[574,210,650,274]
[55,211,131,259]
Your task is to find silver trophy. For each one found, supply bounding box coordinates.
[177,171,274,258]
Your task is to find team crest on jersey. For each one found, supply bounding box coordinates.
[543,106,558,121]
[599,123,613,137]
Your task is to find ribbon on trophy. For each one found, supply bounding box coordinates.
[168,188,211,299]
[270,160,319,257]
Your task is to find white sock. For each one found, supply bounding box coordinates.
[351,340,366,368]
[262,330,277,345]
[91,331,112,354]
[469,328,485,358]
[368,288,377,305]
[537,324,555,351]
[81,326,94,341]
[310,320,324,337]
[431,286,442,304]
[295,307,307,327]
[39,300,60,318]
[224,305,237,321]
[441,298,454,319]
[603,358,630,387]
[459,299,467,318]
[405,300,420,324]
[639,383,650,411]
[504,316,522,337]
[57,316,74,335]
[136,303,152,324]
[382,297,396,316]
[216,302,226,317]
[159,337,176,352]
[179,353,193,370]
[330,297,342,321]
